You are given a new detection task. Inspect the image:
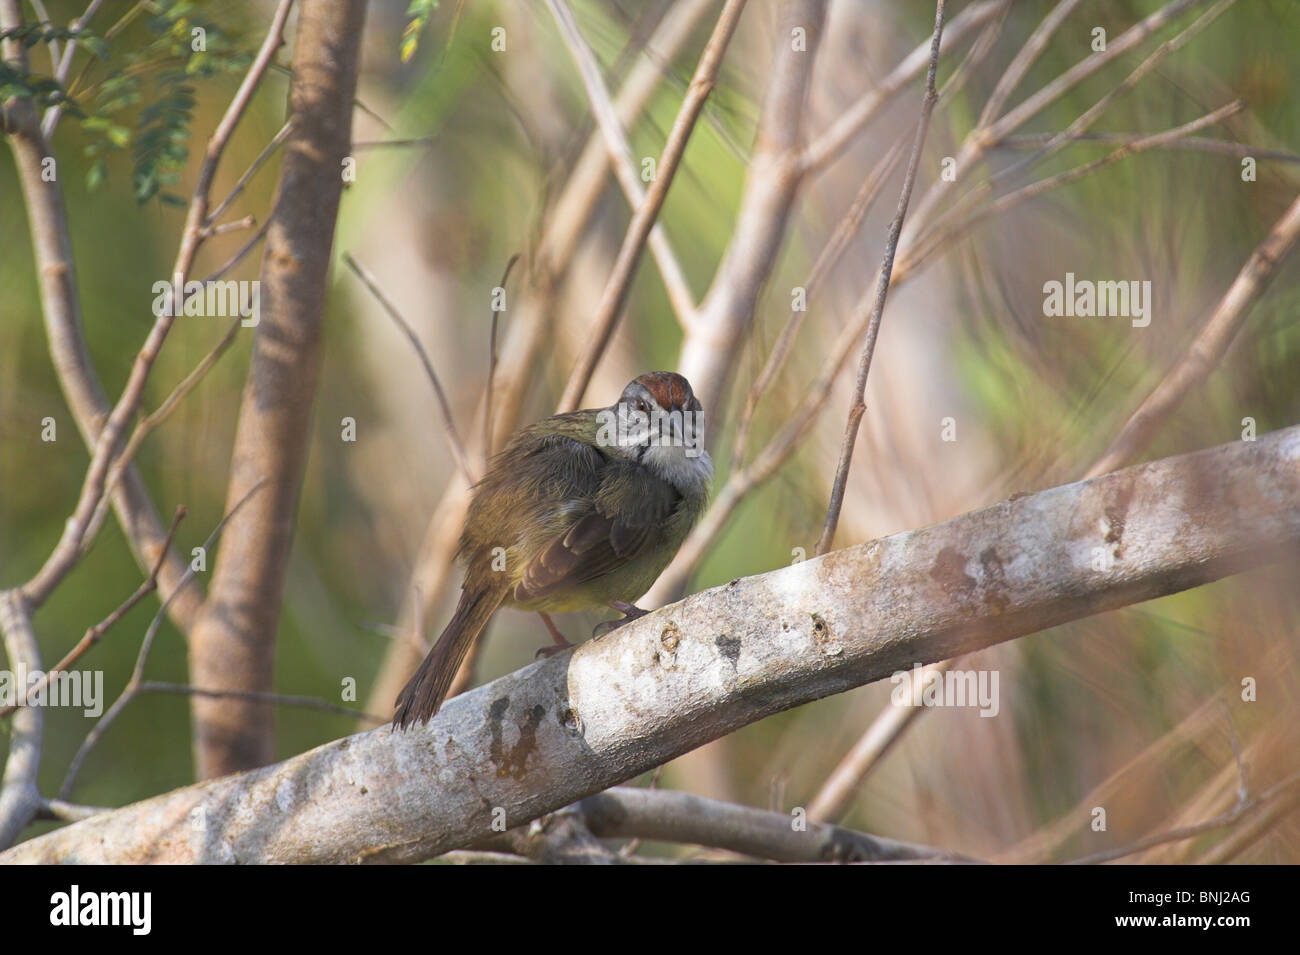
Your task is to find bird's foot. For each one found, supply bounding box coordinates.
[535,612,574,659]
[592,600,649,639]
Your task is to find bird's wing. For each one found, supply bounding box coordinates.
[514,455,680,602]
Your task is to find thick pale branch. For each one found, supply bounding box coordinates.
[0,592,42,849]
[675,0,825,432]
[5,425,1298,864]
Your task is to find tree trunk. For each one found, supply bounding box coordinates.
[189,0,368,778]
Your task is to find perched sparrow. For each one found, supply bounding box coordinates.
[393,371,712,728]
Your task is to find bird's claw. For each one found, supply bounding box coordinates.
[592,601,649,639]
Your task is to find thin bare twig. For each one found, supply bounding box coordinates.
[61,0,145,104]
[484,253,521,466]
[0,508,186,720]
[19,0,295,609]
[978,0,1084,130]
[934,0,1011,109]
[815,0,947,557]
[996,695,1224,862]
[26,0,58,70]
[342,252,477,486]
[73,181,273,548]
[41,0,105,137]
[351,136,437,149]
[578,787,977,863]
[1066,770,1300,865]
[555,0,747,412]
[201,215,258,238]
[36,798,110,823]
[1199,784,1300,863]
[545,0,699,328]
[83,323,241,562]
[1086,189,1300,477]
[81,195,278,571]
[902,101,1245,279]
[985,0,1205,148]
[902,0,1206,255]
[1000,132,1300,165]
[207,119,294,225]
[798,0,1004,175]
[999,0,1235,188]
[805,659,953,824]
[207,207,276,282]
[59,480,268,799]
[910,0,1238,264]
[138,683,388,724]
[731,139,907,470]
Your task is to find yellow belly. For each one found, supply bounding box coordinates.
[505,546,670,614]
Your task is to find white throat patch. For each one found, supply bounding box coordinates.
[642,444,713,496]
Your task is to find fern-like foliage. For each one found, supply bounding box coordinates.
[3,1,258,204]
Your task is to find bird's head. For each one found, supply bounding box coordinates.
[597,371,712,492]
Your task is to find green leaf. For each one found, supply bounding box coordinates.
[86,157,106,191]
[401,0,439,63]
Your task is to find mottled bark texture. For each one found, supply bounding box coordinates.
[5,425,1297,863]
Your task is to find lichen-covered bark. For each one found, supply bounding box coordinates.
[5,425,1298,863]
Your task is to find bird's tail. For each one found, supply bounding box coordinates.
[392,585,506,729]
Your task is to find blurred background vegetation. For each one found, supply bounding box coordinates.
[3,0,1298,861]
